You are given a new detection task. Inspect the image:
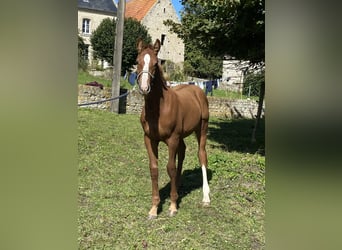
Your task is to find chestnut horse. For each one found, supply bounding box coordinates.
[136,39,210,219]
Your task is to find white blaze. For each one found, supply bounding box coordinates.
[201,165,210,203]
[141,54,150,91]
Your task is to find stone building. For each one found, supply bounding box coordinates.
[125,0,184,65]
[221,55,265,92]
[78,0,117,67]
[221,56,250,91]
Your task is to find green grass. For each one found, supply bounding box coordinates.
[78,109,265,249]
[211,88,242,98]
[211,88,259,100]
[78,70,133,90]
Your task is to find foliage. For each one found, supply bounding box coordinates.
[165,0,265,63]
[184,42,222,78]
[162,60,186,81]
[164,0,265,131]
[90,18,151,74]
[90,18,115,66]
[78,109,265,249]
[78,35,88,71]
[122,18,152,73]
[242,69,265,97]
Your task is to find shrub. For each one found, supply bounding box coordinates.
[78,36,88,71]
[243,69,265,97]
[162,60,186,82]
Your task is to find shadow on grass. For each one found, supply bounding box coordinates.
[157,167,213,214]
[208,118,265,155]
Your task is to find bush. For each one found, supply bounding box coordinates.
[243,70,265,97]
[78,36,88,71]
[162,60,186,82]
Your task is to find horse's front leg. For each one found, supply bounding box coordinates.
[166,137,179,216]
[144,135,159,219]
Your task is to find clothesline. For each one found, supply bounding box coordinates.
[126,71,220,90]
[168,79,220,90]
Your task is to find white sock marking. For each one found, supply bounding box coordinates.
[141,54,150,91]
[201,165,210,203]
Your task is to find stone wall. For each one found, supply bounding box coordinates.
[78,85,127,113]
[78,85,265,119]
[207,97,265,119]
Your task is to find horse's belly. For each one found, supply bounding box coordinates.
[182,108,201,129]
[141,119,172,140]
[182,120,200,137]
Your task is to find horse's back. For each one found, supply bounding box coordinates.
[173,84,209,120]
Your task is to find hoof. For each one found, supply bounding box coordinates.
[148,214,157,220]
[169,210,178,217]
[202,201,210,207]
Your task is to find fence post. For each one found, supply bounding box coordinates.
[111,0,125,113]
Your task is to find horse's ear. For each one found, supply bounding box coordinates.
[137,38,144,53]
[153,39,161,55]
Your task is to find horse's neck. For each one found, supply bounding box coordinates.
[146,67,167,99]
[144,76,169,113]
[145,80,166,102]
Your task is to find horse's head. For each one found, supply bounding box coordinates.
[136,39,161,95]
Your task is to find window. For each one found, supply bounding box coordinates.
[82,18,90,34]
[161,34,166,45]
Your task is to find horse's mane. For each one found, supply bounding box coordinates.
[140,44,154,50]
[155,63,168,90]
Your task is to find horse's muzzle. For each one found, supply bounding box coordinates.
[138,84,151,95]
[137,70,153,95]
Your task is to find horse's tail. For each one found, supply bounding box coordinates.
[195,86,209,121]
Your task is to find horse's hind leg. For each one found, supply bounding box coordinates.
[176,139,186,189]
[166,137,180,216]
[196,119,210,205]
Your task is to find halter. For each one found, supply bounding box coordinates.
[137,70,154,95]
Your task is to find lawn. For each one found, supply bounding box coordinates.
[78,70,133,90]
[78,109,265,249]
[211,88,259,100]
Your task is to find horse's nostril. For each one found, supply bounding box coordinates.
[138,83,151,95]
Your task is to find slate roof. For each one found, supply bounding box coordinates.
[78,0,117,14]
[125,0,157,21]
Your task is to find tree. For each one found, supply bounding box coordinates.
[90,18,115,66]
[165,0,265,142]
[165,0,264,63]
[122,18,152,73]
[184,42,222,79]
[90,17,151,74]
